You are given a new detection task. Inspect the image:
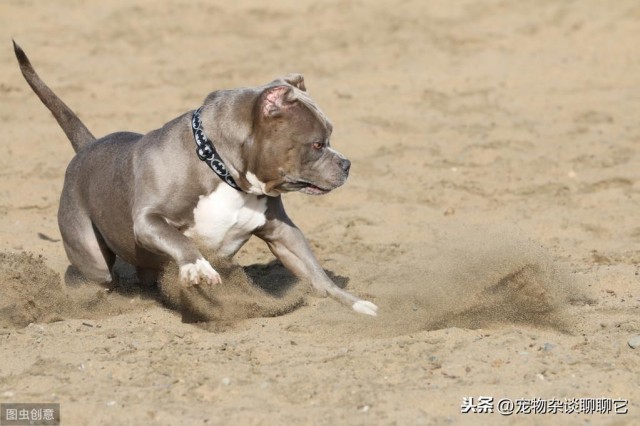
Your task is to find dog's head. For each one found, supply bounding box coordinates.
[247,74,351,196]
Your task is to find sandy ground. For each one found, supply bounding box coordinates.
[1,0,640,424]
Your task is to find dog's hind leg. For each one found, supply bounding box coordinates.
[59,198,115,285]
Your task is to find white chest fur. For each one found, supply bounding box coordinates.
[184,184,267,257]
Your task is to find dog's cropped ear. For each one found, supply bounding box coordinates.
[281,73,306,91]
[261,85,298,118]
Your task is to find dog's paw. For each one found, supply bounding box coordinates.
[179,258,221,287]
[352,300,378,316]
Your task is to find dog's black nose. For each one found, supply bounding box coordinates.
[340,158,351,173]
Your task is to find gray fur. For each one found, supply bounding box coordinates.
[13,43,377,316]
[13,41,95,152]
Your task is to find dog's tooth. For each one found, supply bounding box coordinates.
[352,300,378,316]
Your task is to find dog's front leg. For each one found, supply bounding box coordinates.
[133,210,221,286]
[255,198,378,316]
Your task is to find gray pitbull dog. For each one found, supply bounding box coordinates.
[13,42,377,316]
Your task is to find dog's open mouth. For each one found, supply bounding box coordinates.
[280,177,334,195]
[298,183,331,195]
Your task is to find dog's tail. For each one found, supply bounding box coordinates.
[13,41,95,153]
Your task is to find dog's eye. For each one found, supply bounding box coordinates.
[312,142,324,150]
